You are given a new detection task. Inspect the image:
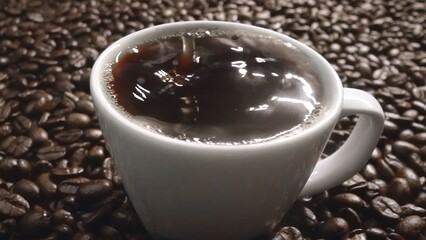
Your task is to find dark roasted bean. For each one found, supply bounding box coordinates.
[400,204,426,217]
[58,177,90,195]
[0,188,30,218]
[54,129,83,144]
[319,217,349,238]
[0,158,31,182]
[395,215,425,239]
[37,145,66,161]
[396,167,420,193]
[29,127,49,143]
[386,178,412,204]
[366,227,387,240]
[37,173,57,198]
[19,209,51,238]
[333,193,368,210]
[66,113,91,128]
[11,115,32,134]
[77,179,113,204]
[372,196,402,221]
[0,135,33,156]
[11,179,40,202]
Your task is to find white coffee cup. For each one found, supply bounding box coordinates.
[90,21,384,240]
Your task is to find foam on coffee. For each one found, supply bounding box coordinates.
[104,30,324,145]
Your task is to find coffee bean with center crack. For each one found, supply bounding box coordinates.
[54,129,84,144]
[272,226,304,240]
[58,177,91,195]
[0,188,30,218]
[0,135,33,157]
[11,115,32,134]
[37,145,66,161]
[371,196,402,221]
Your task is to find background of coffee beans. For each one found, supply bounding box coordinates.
[0,0,425,239]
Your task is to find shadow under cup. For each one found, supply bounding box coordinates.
[91,21,343,240]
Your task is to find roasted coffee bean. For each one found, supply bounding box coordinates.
[319,217,349,238]
[414,192,426,209]
[70,148,88,167]
[0,103,11,122]
[0,157,31,182]
[400,204,426,217]
[361,163,378,180]
[77,179,113,204]
[11,115,32,134]
[0,135,32,156]
[396,167,421,193]
[0,122,12,138]
[37,145,66,161]
[366,227,387,240]
[29,127,49,143]
[337,208,362,229]
[31,160,53,177]
[84,128,102,140]
[88,145,105,161]
[82,205,114,229]
[375,159,395,182]
[372,196,402,221]
[97,226,121,240]
[58,177,90,195]
[75,100,95,115]
[66,113,91,128]
[272,226,303,240]
[386,178,412,204]
[0,188,30,218]
[52,209,74,226]
[54,129,83,144]
[19,209,52,238]
[333,193,368,210]
[11,179,40,202]
[111,206,142,231]
[395,215,425,239]
[406,153,426,176]
[52,167,84,179]
[392,141,419,157]
[342,229,366,240]
[37,173,57,198]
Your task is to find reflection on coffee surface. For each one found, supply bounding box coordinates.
[107,31,323,144]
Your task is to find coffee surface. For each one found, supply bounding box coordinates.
[109,33,323,144]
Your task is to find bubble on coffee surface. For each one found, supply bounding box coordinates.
[106,30,324,145]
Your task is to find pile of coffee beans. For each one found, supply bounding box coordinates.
[0,0,425,239]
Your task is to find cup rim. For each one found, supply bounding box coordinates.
[90,21,343,150]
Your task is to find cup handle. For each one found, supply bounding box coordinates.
[299,88,384,197]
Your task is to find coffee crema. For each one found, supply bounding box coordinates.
[107,31,323,144]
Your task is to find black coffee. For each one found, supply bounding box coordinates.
[108,32,323,144]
